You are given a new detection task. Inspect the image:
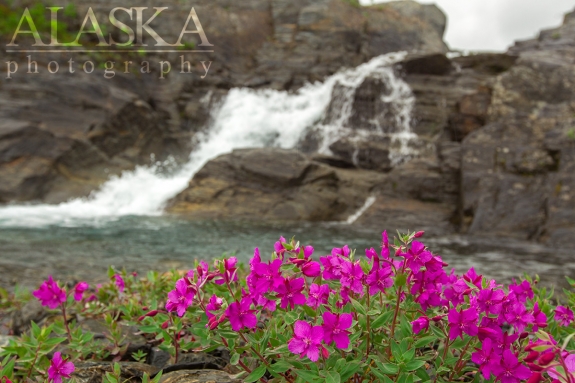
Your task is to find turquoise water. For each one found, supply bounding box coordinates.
[1,216,573,290]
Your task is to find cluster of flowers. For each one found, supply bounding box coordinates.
[25,273,125,383]
[164,231,575,383]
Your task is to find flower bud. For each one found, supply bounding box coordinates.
[431,315,445,322]
[161,320,169,329]
[414,231,425,238]
[321,345,330,359]
[207,316,219,330]
[537,352,556,366]
[527,372,543,383]
[524,351,540,363]
[519,332,529,340]
[527,363,544,372]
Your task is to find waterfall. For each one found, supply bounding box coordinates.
[0,52,416,227]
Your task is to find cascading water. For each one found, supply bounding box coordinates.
[0,52,417,227]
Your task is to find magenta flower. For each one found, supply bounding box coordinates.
[206,294,223,319]
[411,316,430,335]
[114,274,125,292]
[400,241,432,272]
[320,255,343,280]
[463,267,483,288]
[73,282,89,302]
[166,278,195,317]
[250,248,262,270]
[340,260,364,295]
[491,349,531,383]
[226,297,257,331]
[307,284,330,309]
[322,311,353,349]
[531,302,548,331]
[33,276,67,309]
[448,307,478,340]
[255,295,277,311]
[504,303,534,333]
[275,277,306,310]
[288,320,324,362]
[477,288,505,315]
[555,306,574,327]
[274,236,288,259]
[332,245,350,258]
[509,280,533,303]
[365,266,393,296]
[471,338,500,380]
[252,259,283,294]
[47,352,74,383]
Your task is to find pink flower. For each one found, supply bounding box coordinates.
[288,320,324,361]
[47,352,74,383]
[322,311,353,349]
[274,236,288,259]
[73,282,89,302]
[504,303,534,333]
[555,306,574,327]
[340,260,364,295]
[205,295,223,319]
[471,338,500,380]
[477,288,505,315]
[275,278,306,310]
[166,278,195,317]
[332,245,350,258]
[33,276,66,309]
[226,297,257,331]
[320,255,343,280]
[411,316,430,335]
[114,274,125,292]
[531,302,548,331]
[252,259,283,294]
[448,307,478,340]
[365,265,393,296]
[491,349,531,383]
[400,241,432,272]
[307,284,330,309]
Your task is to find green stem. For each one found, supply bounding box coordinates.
[388,284,403,358]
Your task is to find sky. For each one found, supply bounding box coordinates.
[359,0,575,52]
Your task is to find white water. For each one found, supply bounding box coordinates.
[346,196,377,224]
[0,52,417,227]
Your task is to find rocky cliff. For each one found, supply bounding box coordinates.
[2,0,575,248]
[0,0,446,204]
[169,7,575,246]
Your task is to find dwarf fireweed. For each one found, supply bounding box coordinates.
[1,230,574,383]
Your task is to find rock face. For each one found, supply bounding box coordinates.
[168,148,384,222]
[169,8,575,246]
[0,0,446,204]
[2,0,575,247]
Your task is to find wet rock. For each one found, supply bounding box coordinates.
[400,53,452,76]
[148,347,172,369]
[11,299,47,335]
[329,137,392,171]
[167,148,385,222]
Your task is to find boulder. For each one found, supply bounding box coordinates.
[167,148,384,222]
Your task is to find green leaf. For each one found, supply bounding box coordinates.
[264,344,289,355]
[378,363,399,374]
[324,371,341,383]
[285,311,299,325]
[350,298,367,316]
[244,365,267,383]
[405,360,426,371]
[367,309,381,316]
[230,353,240,366]
[339,361,362,381]
[43,337,67,346]
[270,360,291,374]
[414,336,437,348]
[402,348,415,363]
[295,369,321,383]
[372,311,394,329]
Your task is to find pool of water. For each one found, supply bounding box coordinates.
[1,216,574,291]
